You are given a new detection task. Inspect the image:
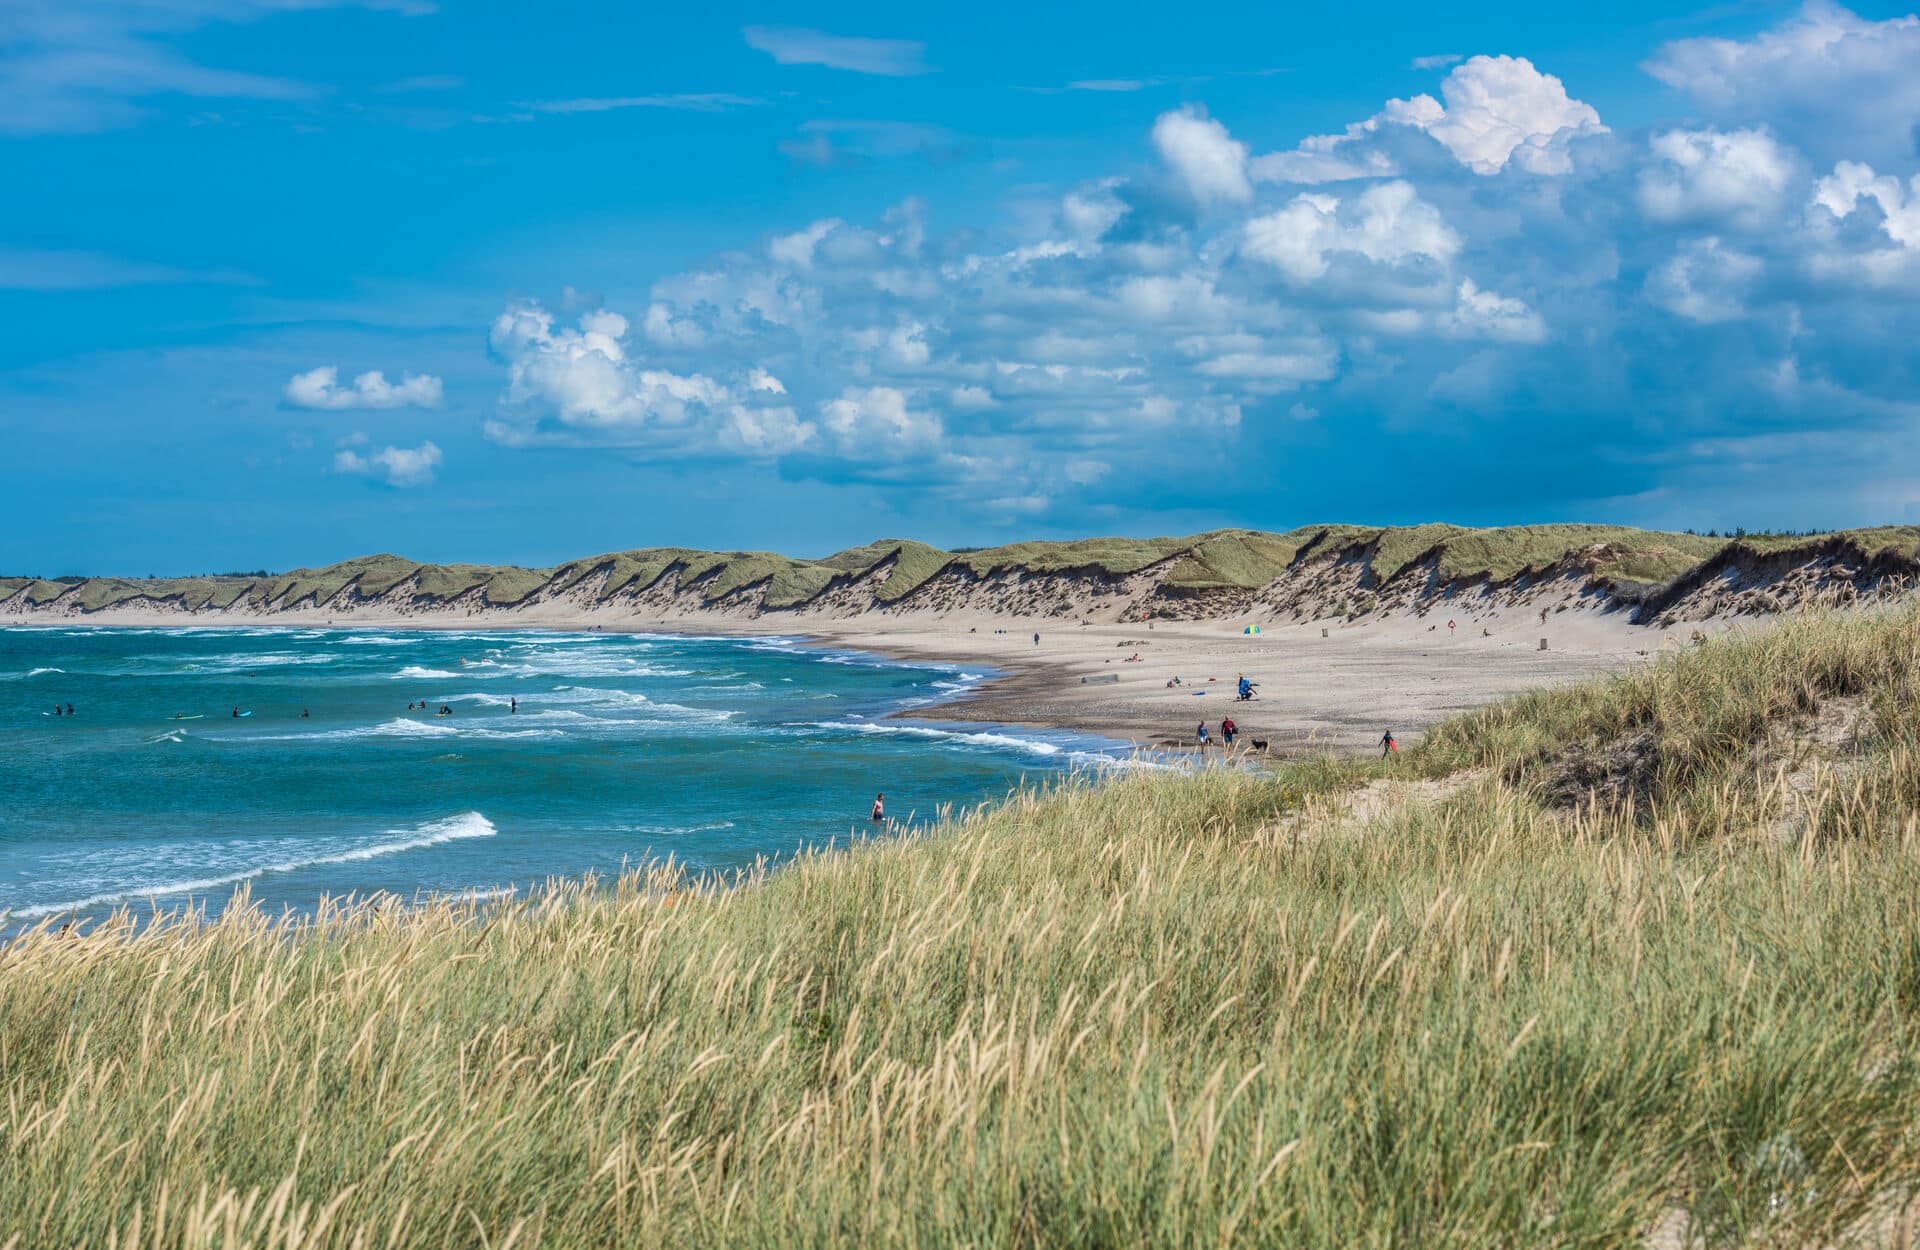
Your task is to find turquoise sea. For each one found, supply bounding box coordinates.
[1,626,1133,929]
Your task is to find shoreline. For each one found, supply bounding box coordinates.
[4,604,1719,753]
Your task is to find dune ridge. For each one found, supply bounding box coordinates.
[8,524,1920,626]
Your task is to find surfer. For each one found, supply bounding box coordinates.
[871,793,885,822]
[1381,730,1398,757]
[301,708,310,718]
[66,703,73,716]
[232,707,240,718]
[510,696,517,714]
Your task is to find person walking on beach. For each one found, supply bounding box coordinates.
[1196,721,1209,751]
[871,793,885,822]
[1381,730,1398,757]
[1221,716,1237,748]
[1033,632,1040,646]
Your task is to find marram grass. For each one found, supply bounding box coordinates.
[7,612,1920,1248]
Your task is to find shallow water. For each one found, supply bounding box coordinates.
[0,626,1136,927]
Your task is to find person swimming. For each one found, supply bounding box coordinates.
[871,793,885,822]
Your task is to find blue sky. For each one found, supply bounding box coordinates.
[7,0,1920,574]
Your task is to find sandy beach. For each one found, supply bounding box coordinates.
[801,609,1695,753]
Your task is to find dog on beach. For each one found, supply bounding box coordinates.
[1249,739,1268,752]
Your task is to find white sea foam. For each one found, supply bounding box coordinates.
[186,651,337,674]
[811,720,1063,757]
[337,634,419,646]
[393,666,460,679]
[252,718,564,742]
[26,666,64,677]
[606,820,737,836]
[3,812,498,919]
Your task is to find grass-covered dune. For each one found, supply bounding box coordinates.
[7,610,1920,1247]
[9,523,1920,621]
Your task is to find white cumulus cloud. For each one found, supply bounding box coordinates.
[1253,54,1605,182]
[1646,3,1920,162]
[818,386,943,457]
[333,441,443,487]
[1242,182,1461,282]
[1151,106,1252,206]
[1442,279,1547,342]
[1638,128,1795,227]
[488,302,814,455]
[284,366,443,410]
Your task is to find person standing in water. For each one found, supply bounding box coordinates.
[510,696,518,714]
[1196,721,1209,751]
[870,793,885,822]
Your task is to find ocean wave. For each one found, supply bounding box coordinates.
[393,666,460,679]
[252,718,565,742]
[336,634,420,646]
[185,652,337,674]
[547,685,651,706]
[3,812,498,919]
[810,720,1063,758]
[0,666,66,681]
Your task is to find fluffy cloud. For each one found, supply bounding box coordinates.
[1253,55,1605,183]
[1242,182,1460,282]
[487,304,814,455]
[1419,55,1606,175]
[284,366,443,410]
[1645,2,1920,163]
[1151,106,1252,206]
[470,3,1920,522]
[333,441,443,487]
[1638,128,1795,227]
[1806,160,1920,286]
[1812,161,1920,248]
[1442,280,1548,342]
[818,387,943,456]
